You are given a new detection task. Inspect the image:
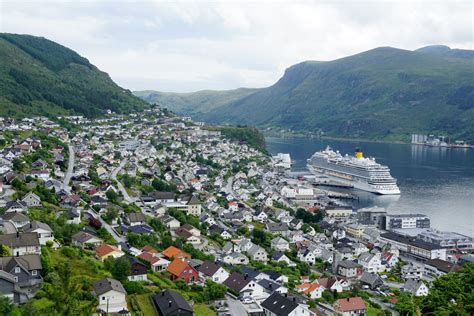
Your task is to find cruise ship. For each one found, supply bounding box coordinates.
[307,147,400,195]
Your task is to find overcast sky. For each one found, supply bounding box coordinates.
[0,0,472,92]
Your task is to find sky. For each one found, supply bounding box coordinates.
[0,0,472,92]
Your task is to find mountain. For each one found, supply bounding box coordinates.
[0,33,147,118]
[136,46,474,142]
[133,88,258,120]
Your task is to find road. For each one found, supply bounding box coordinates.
[62,145,75,191]
[111,158,135,203]
[87,209,125,243]
[369,297,399,315]
[225,295,247,316]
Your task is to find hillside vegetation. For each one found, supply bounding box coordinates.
[134,88,258,119]
[136,46,474,142]
[0,33,147,118]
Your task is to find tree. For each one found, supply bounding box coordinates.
[0,296,17,316]
[104,256,131,282]
[12,158,24,172]
[0,245,11,257]
[106,190,119,203]
[395,292,417,315]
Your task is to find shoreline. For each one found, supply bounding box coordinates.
[264,134,409,145]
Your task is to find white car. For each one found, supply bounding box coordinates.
[241,297,254,304]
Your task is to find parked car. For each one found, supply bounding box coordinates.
[241,297,254,304]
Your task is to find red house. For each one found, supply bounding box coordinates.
[167,258,198,284]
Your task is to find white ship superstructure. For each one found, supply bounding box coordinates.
[307,147,400,195]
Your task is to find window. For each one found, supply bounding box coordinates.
[32,270,37,276]
[15,267,20,273]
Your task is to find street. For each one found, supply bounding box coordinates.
[62,144,75,191]
[87,208,125,243]
[111,158,136,203]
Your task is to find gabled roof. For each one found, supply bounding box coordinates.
[93,278,126,295]
[0,232,40,248]
[162,246,190,259]
[167,258,194,277]
[22,220,52,232]
[334,297,366,312]
[197,261,221,277]
[95,244,123,258]
[128,212,146,223]
[223,272,250,292]
[261,293,299,316]
[152,290,192,315]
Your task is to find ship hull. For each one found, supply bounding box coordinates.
[307,165,401,195]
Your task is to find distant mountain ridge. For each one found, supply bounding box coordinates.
[136,45,474,142]
[0,33,147,118]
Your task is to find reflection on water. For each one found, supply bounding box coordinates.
[266,137,474,237]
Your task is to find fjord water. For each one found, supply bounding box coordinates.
[266,137,474,237]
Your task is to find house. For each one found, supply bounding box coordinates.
[261,292,313,316]
[186,195,202,216]
[336,260,363,279]
[223,272,264,298]
[297,248,316,265]
[2,212,30,229]
[197,261,229,284]
[266,223,289,235]
[296,281,324,299]
[247,245,268,263]
[28,170,50,181]
[220,252,249,265]
[175,228,202,245]
[162,215,181,230]
[403,279,429,296]
[95,244,125,261]
[162,246,191,261]
[424,258,461,277]
[66,208,81,225]
[127,257,148,282]
[359,272,384,290]
[152,289,193,316]
[71,231,103,249]
[138,252,170,272]
[21,221,54,245]
[358,252,385,273]
[0,232,40,256]
[93,278,129,315]
[21,192,42,208]
[127,212,146,226]
[167,258,199,284]
[4,200,27,213]
[271,237,290,251]
[333,297,366,316]
[0,254,43,296]
[272,251,296,267]
[0,270,29,304]
[258,278,288,295]
[317,276,348,293]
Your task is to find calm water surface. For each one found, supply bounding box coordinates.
[266,137,474,237]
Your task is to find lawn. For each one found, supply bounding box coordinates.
[366,304,386,316]
[193,303,216,316]
[128,293,156,316]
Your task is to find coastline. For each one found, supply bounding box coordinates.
[264,133,409,145]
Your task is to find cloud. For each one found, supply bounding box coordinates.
[0,0,472,92]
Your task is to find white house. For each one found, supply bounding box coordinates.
[403,279,429,297]
[358,252,385,273]
[198,261,230,284]
[261,293,314,316]
[93,278,129,314]
[21,192,42,208]
[271,237,290,251]
[22,221,54,245]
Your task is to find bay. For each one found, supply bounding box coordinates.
[266,136,474,237]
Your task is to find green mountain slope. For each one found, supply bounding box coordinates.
[0,33,147,118]
[137,46,474,142]
[133,88,259,120]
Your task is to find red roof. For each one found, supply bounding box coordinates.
[334,297,366,312]
[95,244,122,258]
[167,258,194,276]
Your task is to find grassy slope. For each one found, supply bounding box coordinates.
[0,33,147,118]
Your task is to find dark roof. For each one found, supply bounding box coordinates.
[2,212,29,222]
[359,272,383,287]
[258,278,281,291]
[338,260,362,269]
[263,270,283,281]
[266,222,288,232]
[197,261,221,277]
[150,191,175,200]
[93,278,126,295]
[426,259,462,273]
[0,232,40,248]
[152,290,193,315]
[223,272,250,292]
[240,266,261,280]
[261,293,299,316]
[381,232,443,250]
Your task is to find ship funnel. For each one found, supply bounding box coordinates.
[355,148,363,158]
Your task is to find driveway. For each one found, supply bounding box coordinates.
[225,295,247,316]
[63,145,75,191]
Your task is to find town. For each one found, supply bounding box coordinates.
[0,108,472,316]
